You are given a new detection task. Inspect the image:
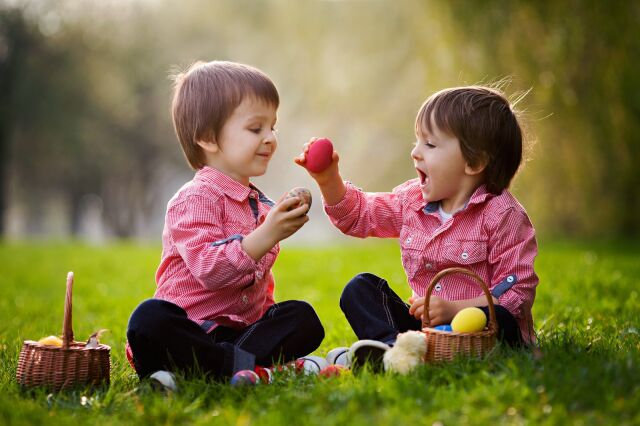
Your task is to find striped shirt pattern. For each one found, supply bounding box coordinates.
[325,180,539,343]
[154,167,278,331]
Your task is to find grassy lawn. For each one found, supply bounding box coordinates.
[0,239,639,425]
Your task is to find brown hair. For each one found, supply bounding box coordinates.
[416,86,523,194]
[171,61,280,169]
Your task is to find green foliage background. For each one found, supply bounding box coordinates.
[1,0,639,239]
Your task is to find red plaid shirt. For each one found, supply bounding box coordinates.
[154,167,278,331]
[325,180,538,343]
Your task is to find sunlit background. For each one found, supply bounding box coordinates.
[1,0,638,244]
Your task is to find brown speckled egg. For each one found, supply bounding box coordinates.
[285,187,312,211]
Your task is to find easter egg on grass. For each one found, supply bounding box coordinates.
[230,370,259,386]
[451,307,487,333]
[319,365,348,378]
[305,138,334,173]
[285,187,312,211]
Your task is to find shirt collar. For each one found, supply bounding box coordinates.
[419,184,495,214]
[195,166,254,202]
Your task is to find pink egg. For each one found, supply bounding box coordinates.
[306,138,334,173]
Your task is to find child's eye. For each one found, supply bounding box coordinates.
[425,140,435,148]
[249,127,261,134]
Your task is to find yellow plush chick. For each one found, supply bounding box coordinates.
[451,307,487,333]
[38,335,63,347]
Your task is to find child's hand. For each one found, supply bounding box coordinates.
[409,296,459,326]
[242,196,309,261]
[294,138,340,185]
[262,196,310,243]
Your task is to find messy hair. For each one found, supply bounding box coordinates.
[416,85,525,194]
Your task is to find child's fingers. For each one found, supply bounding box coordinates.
[412,305,424,320]
[277,196,301,211]
[293,142,313,166]
[286,203,310,218]
[408,296,424,315]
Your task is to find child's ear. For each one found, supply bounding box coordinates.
[196,139,220,154]
[465,153,489,176]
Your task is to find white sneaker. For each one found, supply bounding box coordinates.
[149,370,177,392]
[348,340,390,373]
[298,355,329,375]
[326,347,350,367]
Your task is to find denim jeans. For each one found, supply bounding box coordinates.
[127,299,324,379]
[340,273,523,346]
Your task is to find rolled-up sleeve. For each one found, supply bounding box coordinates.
[486,207,538,320]
[324,182,403,238]
[168,196,258,290]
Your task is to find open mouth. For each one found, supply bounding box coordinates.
[416,168,428,185]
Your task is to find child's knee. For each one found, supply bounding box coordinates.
[340,273,381,308]
[127,299,178,340]
[286,301,324,345]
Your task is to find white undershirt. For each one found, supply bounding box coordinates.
[438,203,454,223]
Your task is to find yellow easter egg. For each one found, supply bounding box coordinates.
[451,307,487,333]
[38,335,63,347]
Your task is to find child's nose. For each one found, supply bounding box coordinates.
[264,131,277,144]
[410,144,421,160]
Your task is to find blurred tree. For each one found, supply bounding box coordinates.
[441,0,640,237]
[0,8,41,236]
[1,0,638,240]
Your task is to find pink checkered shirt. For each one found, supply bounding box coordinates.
[154,166,278,331]
[325,180,538,343]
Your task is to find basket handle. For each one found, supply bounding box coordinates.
[422,267,498,332]
[62,272,74,349]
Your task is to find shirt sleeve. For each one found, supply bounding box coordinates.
[486,207,539,320]
[167,195,259,291]
[323,181,404,238]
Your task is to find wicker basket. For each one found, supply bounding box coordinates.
[16,272,110,391]
[422,267,497,362]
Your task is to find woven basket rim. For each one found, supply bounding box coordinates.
[22,340,111,351]
[422,327,495,338]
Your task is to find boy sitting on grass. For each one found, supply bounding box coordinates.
[297,85,538,370]
[127,61,324,388]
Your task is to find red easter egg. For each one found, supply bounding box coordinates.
[319,364,347,378]
[306,138,334,173]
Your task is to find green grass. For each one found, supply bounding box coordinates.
[1,239,639,425]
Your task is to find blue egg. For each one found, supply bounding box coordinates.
[434,324,452,332]
[230,370,258,386]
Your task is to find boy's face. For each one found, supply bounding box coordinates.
[411,115,472,212]
[206,97,278,186]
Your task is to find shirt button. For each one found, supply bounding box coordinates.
[507,275,515,283]
[461,252,469,260]
[256,271,264,280]
[242,295,249,304]
[425,263,433,270]
[435,283,442,292]
[405,237,412,244]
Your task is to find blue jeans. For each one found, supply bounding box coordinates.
[340,273,523,346]
[127,299,324,379]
